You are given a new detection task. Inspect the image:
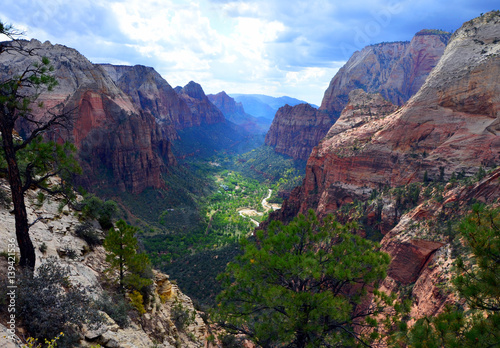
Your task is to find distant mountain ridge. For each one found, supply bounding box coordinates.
[207,91,271,134]
[230,94,317,120]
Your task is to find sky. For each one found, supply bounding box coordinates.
[0,1,497,105]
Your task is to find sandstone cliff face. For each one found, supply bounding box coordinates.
[0,180,207,347]
[176,81,226,126]
[320,30,451,115]
[265,30,449,161]
[100,64,193,140]
[0,40,173,194]
[276,12,500,220]
[264,104,334,160]
[270,11,500,323]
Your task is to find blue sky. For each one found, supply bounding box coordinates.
[0,0,497,105]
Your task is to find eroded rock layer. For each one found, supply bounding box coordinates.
[265,30,450,161]
[0,40,173,194]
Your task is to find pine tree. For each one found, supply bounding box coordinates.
[104,220,152,293]
[213,210,392,347]
[0,22,80,270]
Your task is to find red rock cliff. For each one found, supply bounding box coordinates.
[0,40,173,194]
[100,64,193,140]
[275,13,500,220]
[264,104,335,160]
[265,30,450,161]
[269,11,500,322]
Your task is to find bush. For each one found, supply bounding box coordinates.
[17,258,102,347]
[75,222,103,249]
[171,301,195,330]
[80,194,118,230]
[129,290,146,315]
[96,291,130,328]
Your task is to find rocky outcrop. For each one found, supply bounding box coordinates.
[176,81,226,126]
[208,91,270,134]
[0,40,174,194]
[270,11,500,323]
[0,179,207,347]
[265,30,450,161]
[320,29,451,115]
[264,104,334,160]
[273,12,500,220]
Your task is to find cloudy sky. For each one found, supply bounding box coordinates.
[0,0,497,105]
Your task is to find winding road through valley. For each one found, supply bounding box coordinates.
[238,189,280,226]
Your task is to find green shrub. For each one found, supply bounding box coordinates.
[129,290,146,315]
[17,259,102,347]
[96,291,130,328]
[75,222,102,249]
[171,301,195,330]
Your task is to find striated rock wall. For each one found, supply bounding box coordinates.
[0,40,174,194]
[320,30,451,115]
[264,104,334,160]
[265,30,450,161]
[100,64,193,140]
[269,11,500,324]
[273,12,500,221]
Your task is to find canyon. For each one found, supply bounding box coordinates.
[0,9,499,348]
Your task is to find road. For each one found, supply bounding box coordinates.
[238,189,280,226]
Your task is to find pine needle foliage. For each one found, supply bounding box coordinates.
[214,210,392,347]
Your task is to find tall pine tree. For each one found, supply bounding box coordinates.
[214,210,392,347]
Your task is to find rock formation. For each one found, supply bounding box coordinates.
[269,11,500,323]
[264,104,334,160]
[273,12,500,220]
[320,29,451,115]
[0,40,174,194]
[176,81,226,126]
[265,29,450,161]
[100,64,193,140]
[0,179,208,347]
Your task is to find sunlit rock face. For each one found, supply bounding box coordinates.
[319,29,451,115]
[274,12,500,220]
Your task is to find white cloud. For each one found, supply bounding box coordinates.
[1,0,496,105]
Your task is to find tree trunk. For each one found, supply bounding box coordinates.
[1,127,36,270]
